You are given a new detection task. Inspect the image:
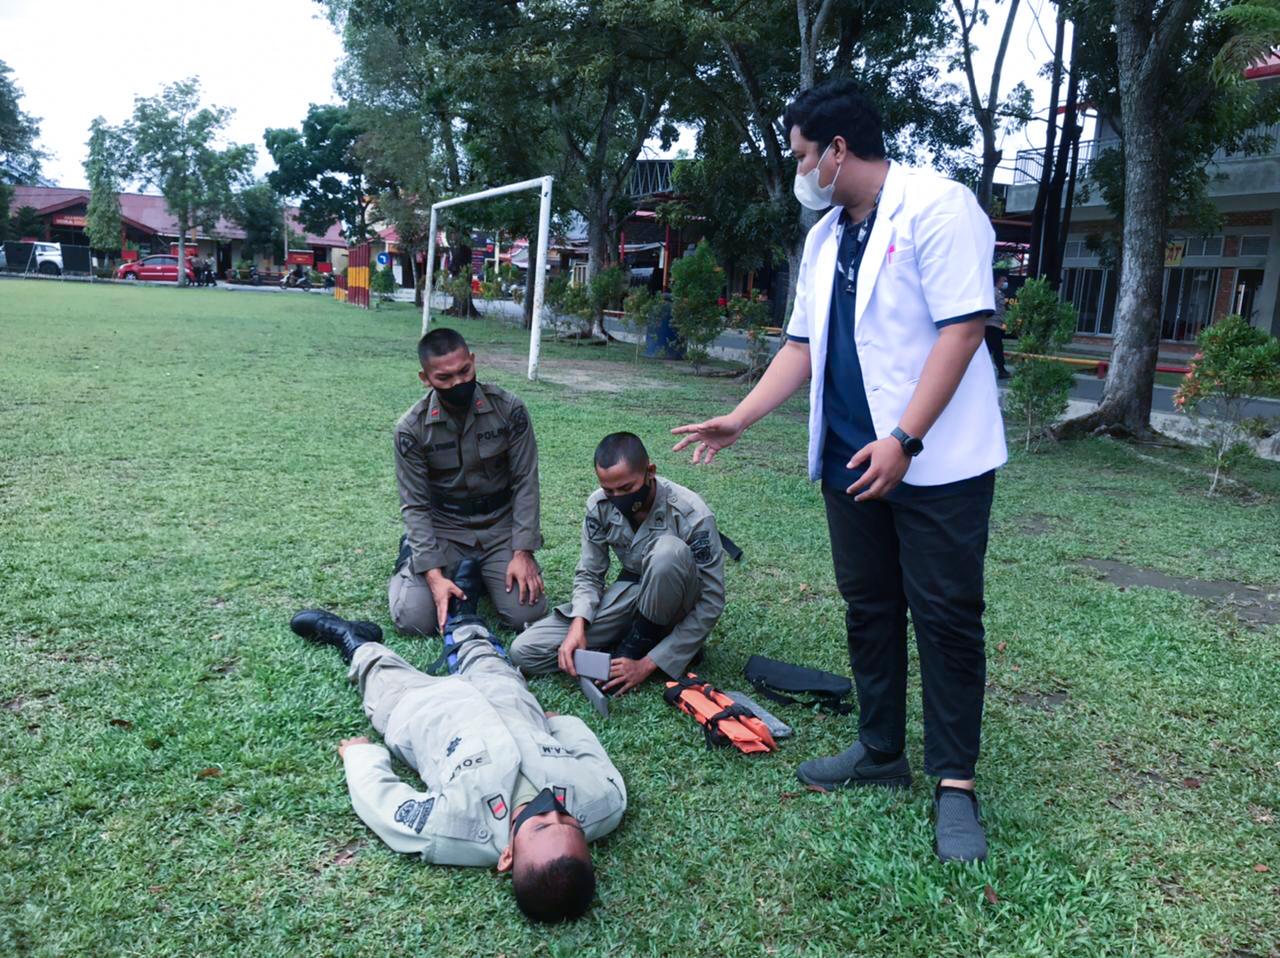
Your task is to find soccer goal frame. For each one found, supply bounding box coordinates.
[421,175,554,381]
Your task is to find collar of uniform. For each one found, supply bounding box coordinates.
[424,389,446,425]
[424,382,488,431]
[831,160,904,243]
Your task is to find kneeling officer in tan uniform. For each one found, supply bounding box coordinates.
[511,432,726,695]
[389,327,547,636]
[293,561,626,924]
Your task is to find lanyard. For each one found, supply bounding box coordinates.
[840,212,875,295]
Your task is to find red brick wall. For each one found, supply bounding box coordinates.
[1222,211,1273,227]
[1214,268,1238,320]
[1223,235,1241,257]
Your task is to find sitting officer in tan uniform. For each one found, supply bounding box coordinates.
[292,561,626,924]
[510,432,726,695]
[389,327,547,636]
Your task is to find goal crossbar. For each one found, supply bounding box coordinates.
[421,175,553,381]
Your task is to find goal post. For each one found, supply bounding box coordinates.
[421,175,554,381]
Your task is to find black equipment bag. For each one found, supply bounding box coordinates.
[743,654,854,714]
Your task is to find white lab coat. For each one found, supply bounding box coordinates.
[786,161,1007,486]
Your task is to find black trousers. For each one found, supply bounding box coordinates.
[821,473,994,780]
[984,325,1008,375]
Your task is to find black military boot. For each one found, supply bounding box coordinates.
[444,558,485,631]
[291,609,382,664]
[614,613,669,661]
[392,534,413,576]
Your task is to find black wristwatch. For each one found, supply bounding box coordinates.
[891,426,924,457]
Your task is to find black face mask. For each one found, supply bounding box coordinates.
[511,787,571,837]
[606,478,653,521]
[437,377,477,409]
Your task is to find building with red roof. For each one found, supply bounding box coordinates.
[8,185,348,276]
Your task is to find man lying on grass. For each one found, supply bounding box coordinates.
[292,560,627,923]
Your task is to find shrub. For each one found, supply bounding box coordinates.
[588,265,627,315]
[1173,314,1280,495]
[725,291,772,380]
[670,241,725,372]
[621,287,664,363]
[1002,277,1077,452]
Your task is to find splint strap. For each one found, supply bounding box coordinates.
[663,674,777,754]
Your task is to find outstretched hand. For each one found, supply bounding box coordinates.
[671,414,746,465]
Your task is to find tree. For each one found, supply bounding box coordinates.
[0,60,46,183]
[117,79,255,285]
[952,0,1033,213]
[1003,277,1078,450]
[0,183,12,242]
[1058,0,1280,438]
[679,0,972,318]
[232,181,289,260]
[84,118,124,253]
[9,204,42,239]
[671,241,727,372]
[265,104,372,241]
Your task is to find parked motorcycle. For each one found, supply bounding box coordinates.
[280,264,312,290]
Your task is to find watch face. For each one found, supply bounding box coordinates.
[905,437,924,456]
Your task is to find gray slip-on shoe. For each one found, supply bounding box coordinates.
[795,741,913,790]
[934,786,988,863]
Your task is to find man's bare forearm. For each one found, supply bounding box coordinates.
[898,322,986,439]
[730,340,811,429]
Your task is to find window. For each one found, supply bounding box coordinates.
[1161,268,1218,341]
[1240,235,1270,257]
[1064,240,1084,260]
[1063,267,1116,335]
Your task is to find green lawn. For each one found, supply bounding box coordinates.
[2,281,1278,958]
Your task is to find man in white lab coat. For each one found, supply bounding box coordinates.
[673,80,1004,863]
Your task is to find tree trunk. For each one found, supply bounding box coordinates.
[1057,9,1170,439]
[1043,34,1081,288]
[1029,14,1066,278]
[177,210,188,287]
[585,193,614,340]
[401,247,415,290]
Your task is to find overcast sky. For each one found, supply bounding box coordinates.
[2,0,1072,192]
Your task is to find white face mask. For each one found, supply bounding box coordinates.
[793,142,842,211]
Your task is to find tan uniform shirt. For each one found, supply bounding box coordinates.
[342,629,627,866]
[570,477,726,669]
[393,382,541,573]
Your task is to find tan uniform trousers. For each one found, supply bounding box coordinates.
[510,534,700,676]
[387,537,548,637]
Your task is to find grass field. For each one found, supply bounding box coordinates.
[2,281,1279,958]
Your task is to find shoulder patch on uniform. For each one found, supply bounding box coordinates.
[395,797,436,834]
[396,431,417,458]
[585,515,605,542]
[690,530,715,565]
[510,405,530,439]
[485,793,509,820]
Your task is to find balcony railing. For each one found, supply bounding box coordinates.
[1012,122,1280,186]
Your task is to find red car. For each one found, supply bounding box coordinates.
[116,255,197,283]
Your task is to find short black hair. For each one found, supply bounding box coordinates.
[417,327,469,367]
[513,855,596,923]
[594,432,649,473]
[782,80,886,161]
